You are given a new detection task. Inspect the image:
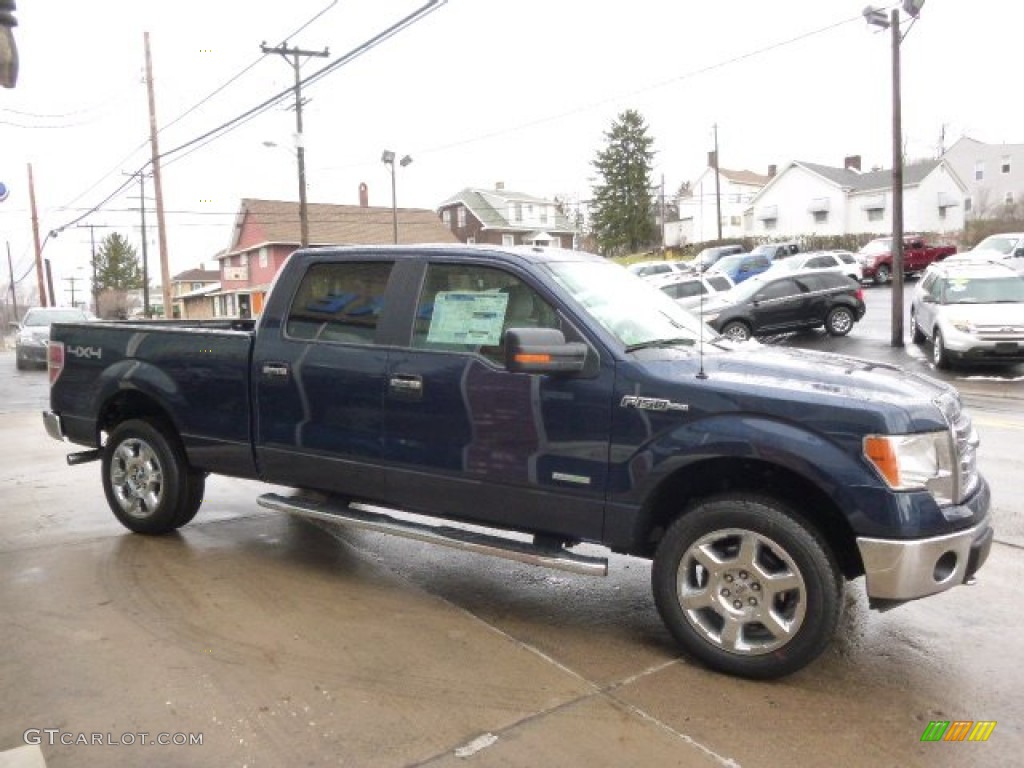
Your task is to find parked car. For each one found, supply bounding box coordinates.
[910,259,1024,368]
[749,241,800,261]
[653,271,735,310]
[768,250,863,282]
[960,232,1024,272]
[856,236,957,284]
[699,271,866,341]
[14,306,90,370]
[692,244,745,273]
[626,260,691,279]
[706,252,772,284]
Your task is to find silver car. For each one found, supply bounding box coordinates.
[14,307,89,370]
[910,260,1024,368]
[653,271,735,310]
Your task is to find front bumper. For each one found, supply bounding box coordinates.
[17,343,47,364]
[857,519,993,602]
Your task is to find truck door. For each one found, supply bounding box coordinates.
[253,259,395,494]
[381,261,611,541]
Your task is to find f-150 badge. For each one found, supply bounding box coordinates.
[620,395,689,412]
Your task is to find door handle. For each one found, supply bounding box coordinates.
[262,362,290,379]
[389,374,423,393]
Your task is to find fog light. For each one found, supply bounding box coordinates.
[934,551,957,583]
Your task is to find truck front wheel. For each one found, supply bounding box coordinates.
[102,419,203,534]
[873,264,891,285]
[652,495,843,679]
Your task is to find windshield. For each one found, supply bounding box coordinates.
[974,236,1021,255]
[23,309,87,326]
[941,276,1024,304]
[544,261,718,347]
[712,255,742,272]
[859,239,891,255]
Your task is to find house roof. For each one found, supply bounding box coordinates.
[438,187,574,233]
[719,168,771,186]
[171,268,219,283]
[227,198,458,254]
[797,159,940,192]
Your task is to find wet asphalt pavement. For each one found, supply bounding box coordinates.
[0,313,1022,767]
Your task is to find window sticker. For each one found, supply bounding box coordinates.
[947,279,969,293]
[426,291,509,345]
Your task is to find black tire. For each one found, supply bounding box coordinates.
[825,306,855,337]
[874,264,891,285]
[721,320,752,342]
[932,329,950,369]
[15,354,26,371]
[102,419,202,534]
[910,309,925,344]
[652,495,843,679]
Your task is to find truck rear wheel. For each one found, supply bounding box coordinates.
[652,494,843,679]
[102,419,203,534]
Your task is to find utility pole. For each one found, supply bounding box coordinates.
[713,124,722,241]
[27,163,46,306]
[660,174,666,255]
[261,41,329,247]
[890,8,904,347]
[144,31,172,317]
[125,171,152,317]
[64,276,82,306]
[6,242,18,321]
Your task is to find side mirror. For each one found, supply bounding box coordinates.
[1014,247,1024,259]
[505,327,587,374]
[8,321,21,331]
[921,295,936,304]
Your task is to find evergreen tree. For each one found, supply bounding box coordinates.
[94,233,144,291]
[590,109,657,256]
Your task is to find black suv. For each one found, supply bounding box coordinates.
[699,271,866,341]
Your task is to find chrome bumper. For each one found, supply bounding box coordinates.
[857,521,993,601]
[42,411,65,442]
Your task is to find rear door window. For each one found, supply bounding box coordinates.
[706,276,732,292]
[285,261,394,344]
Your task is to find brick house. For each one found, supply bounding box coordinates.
[215,197,458,318]
[437,184,576,249]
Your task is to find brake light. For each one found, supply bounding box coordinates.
[48,341,65,387]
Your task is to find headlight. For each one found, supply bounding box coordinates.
[18,332,41,346]
[864,431,955,504]
[949,317,976,334]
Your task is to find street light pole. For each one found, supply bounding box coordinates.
[381,151,413,244]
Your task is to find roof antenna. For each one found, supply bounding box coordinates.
[696,272,708,380]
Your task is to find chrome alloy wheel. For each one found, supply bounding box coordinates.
[676,528,807,655]
[109,438,165,518]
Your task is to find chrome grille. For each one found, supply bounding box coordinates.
[973,324,1024,342]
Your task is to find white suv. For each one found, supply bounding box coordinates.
[910,260,1024,368]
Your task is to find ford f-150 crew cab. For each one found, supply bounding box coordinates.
[42,244,992,679]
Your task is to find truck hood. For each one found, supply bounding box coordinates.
[637,343,952,432]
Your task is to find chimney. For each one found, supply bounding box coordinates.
[844,155,862,172]
[768,164,777,178]
[495,181,505,190]
[358,182,368,208]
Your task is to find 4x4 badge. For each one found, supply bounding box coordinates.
[620,395,689,412]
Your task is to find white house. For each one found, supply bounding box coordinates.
[943,136,1024,219]
[746,157,967,238]
[676,165,770,244]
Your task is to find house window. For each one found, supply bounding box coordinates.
[526,204,533,219]
[467,237,476,244]
[938,206,947,220]
[975,161,985,181]
[1002,156,1011,174]
[763,218,777,231]
[442,209,451,226]
[965,196,973,213]
[813,211,828,224]
[867,209,884,222]
[457,207,467,228]
[502,234,515,247]
[514,202,523,222]
[540,207,548,224]
[730,216,741,226]
[191,282,202,291]
[240,253,249,267]
[259,247,268,269]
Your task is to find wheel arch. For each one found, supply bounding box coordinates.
[97,389,181,448]
[630,457,863,580]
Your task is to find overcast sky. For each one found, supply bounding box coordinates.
[1,0,1019,304]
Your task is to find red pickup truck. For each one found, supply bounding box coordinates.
[856,236,956,284]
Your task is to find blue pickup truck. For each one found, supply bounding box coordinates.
[42,245,992,679]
